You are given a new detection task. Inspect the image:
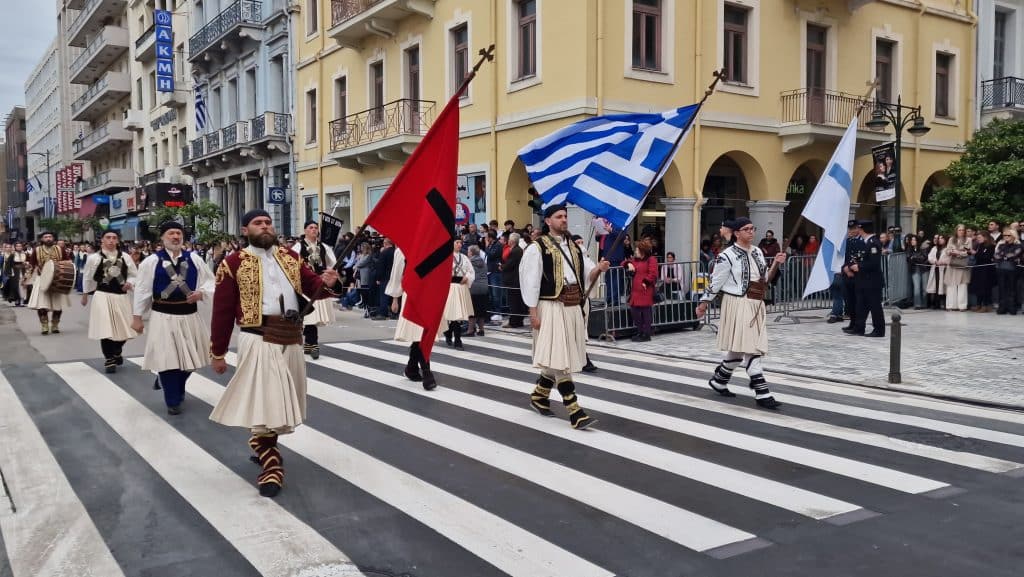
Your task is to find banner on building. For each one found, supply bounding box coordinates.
[871,142,897,202]
[155,9,175,93]
[320,213,345,247]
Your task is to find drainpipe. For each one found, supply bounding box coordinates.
[491,0,499,222]
[596,0,604,115]
[690,0,703,261]
[965,2,978,135]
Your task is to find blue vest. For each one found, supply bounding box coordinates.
[152,250,199,300]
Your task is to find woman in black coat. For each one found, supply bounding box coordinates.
[969,232,996,312]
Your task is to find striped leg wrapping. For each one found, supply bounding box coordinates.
[530,376,555,416]
[709,355,742,396]
[557,379,593,430]
[248,434,284,497]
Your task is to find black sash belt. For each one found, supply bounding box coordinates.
[153,300,198,315]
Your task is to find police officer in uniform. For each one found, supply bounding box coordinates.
[839,220,863,330]
[844,220,885,337]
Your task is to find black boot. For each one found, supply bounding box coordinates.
[421,363,437,391]
[104,358,117,374]
[50,311,62,334]
[582,354,598,373]
[404,345,423,381]
[452,322,464,350]
[530,375,555,416]
[557,378,594,429]
[444,329,453,347]
[750,375,781,410]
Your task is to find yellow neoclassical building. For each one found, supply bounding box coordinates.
[295,0,974,259]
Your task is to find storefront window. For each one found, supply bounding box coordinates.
[457,172,487,226]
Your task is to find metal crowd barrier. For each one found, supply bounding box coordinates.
[484,251,919,339]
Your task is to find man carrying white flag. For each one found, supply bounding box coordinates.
[801,117,858,298]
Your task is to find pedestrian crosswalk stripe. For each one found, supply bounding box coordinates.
[442,340,1024,473]
[307,353,864,522]
[0,367,127,577]
[486,333,1024,427]
[49,362,359,577]
[220,354,759,553]
[473,337,1024,453]
[171,364,614,577]
[336,343,949,494]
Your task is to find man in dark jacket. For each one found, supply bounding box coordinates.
[374,238,395,320]
[502,232,526,327]
[484,231,504,320]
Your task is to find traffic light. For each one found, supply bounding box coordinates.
[527,187,543,215]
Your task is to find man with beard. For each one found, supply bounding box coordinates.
[132,221,215,415]
[209,210,341,498]
[291,220,336,359]
[81,229,138,373]
[520,205,610,429]
[27,231,73,334]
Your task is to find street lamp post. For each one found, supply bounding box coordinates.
[29,149,52,220]
[866,95,931,247]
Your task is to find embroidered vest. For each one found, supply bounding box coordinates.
[299,240,327,274]
[152,250,198,300]
[537,235,584,300]
[94,251,127,291]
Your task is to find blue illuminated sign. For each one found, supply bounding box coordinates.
[155,10,175,94]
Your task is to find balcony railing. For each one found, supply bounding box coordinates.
[141,169,164,185]
[206,131,222,153]
[72,75,113,114]
[331,0,384,26]
[981,77,1024,110]
[182,145,191,163]
[67,0,103,34]
[191,138,205,159]
[71,30,107,73]
[189,0,262,60]
[222,121,251,146]
[251,112,291,139]
[781,89,877,126]
[135,23,155,49]
[74,123,115,154]
[329,99,435,152]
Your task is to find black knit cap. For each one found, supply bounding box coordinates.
[731,217,753,230]
[543,203,567,218]
[303,219,318,229]
[159,221,184,235]
[100,228,121,238]
[241,209,271,226]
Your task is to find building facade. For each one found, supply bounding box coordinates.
[180,0,296,236]
[3,108,28,242]
[125,0,194,241]
[24,38,64,237]
[976,0,1024,127]
[295,0,973,260]
[63,0,135,233]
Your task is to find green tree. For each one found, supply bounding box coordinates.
[920,118,1024,232]
[147,200,230,245]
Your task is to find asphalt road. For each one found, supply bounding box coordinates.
[1,303,1023,577]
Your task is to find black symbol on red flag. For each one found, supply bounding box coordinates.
[414,188,456,279]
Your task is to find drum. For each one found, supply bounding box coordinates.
[36,260,76,295]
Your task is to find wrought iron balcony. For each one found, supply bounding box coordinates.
[191,138,205,160]
[189,0,263,63]
[251,112,291,140]
[206,131,222,154]
[328,99,435,169]
[981,77,1024,111]
[221,121,250,147]
[80,168,134,195]
[328,0,435,47]
[778,88,886,153]
[181,145,191,164]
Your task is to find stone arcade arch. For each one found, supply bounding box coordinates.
[700,152,765,241]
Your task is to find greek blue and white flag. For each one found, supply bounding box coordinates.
[801,117,858,297]
[518,104,701,229]
[25,178,34,194]
[5,207,14,229]
[195,89,208,132]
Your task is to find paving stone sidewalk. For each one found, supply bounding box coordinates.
[498,308,1024,410]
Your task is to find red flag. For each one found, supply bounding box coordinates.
[364,93,462,361]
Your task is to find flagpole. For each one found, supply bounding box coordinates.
[299,45,497,316]
[764,79,880,286]
[583,69,726,299]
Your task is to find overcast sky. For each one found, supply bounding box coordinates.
[0,1,57,117]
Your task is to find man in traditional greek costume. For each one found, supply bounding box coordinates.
[132,222,215,415]
[520,205,610,430]
[696,218,786,409]
[27,231,73,334]
[81,229,138,373]
[209,210,341,498]
[442,238,474,350]
[291,220,336,359]
[386,247,437,390]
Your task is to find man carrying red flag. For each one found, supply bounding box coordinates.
[363,77,465,367]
